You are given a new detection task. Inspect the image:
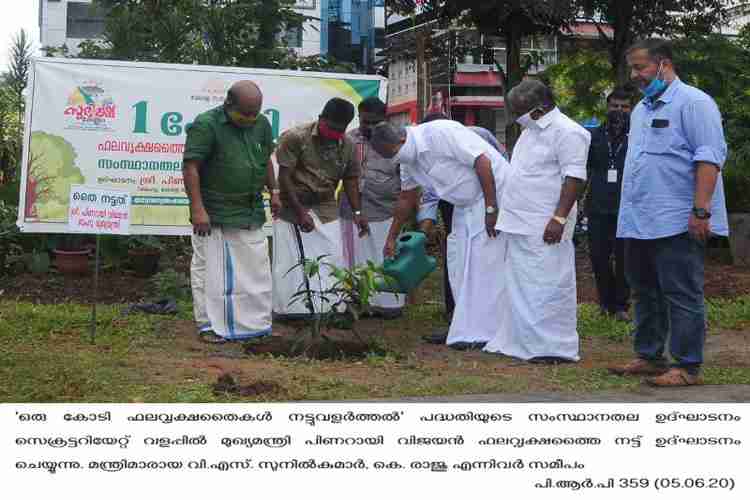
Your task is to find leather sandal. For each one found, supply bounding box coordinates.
[645,368,704,387]
[608,358,668,376]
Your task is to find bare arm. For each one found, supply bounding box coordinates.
[182,159,210,236]
[278,166,304,217]
[266,158,278,192]
[384,188,420,257]
[689,161,720,242]
[555,177,585,219]
[543,176,585,245]
[694,162,719,210]
[474,154,497,208]
[342,177,362,213]
[475,154,499,238]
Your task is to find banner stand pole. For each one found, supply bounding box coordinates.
[90,234,100,344]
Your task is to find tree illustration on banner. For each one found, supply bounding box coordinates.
[25,132,85,221]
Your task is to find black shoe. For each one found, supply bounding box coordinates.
[374,308,403,320]
[528,356,575,365]
[198,330,228,344]
[422,330,448,345]
[448,341,488,351]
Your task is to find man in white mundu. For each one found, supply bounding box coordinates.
[484,80,590,363]
[183,81,279,343]
[370,120,509,350]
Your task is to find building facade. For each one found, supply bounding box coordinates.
[37,0,384,71]
[39,0,105,55]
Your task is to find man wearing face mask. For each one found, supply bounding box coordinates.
[608,39,728,387]
[584,87,635,322]
[483,80,590,364]
[338,97,405,318]
[370,120,510,350]
[272,97,369,319]
[183,80,280,343]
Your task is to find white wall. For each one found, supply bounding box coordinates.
[388,59,417,107]
[295,2,323,57]
[39,0,95,55]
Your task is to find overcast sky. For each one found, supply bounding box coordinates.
[0,0,40,73]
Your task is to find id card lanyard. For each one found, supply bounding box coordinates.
[607,134,625,184]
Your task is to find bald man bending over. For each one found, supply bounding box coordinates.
[183,80,281,343]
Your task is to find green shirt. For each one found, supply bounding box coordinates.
[183,106,273,228]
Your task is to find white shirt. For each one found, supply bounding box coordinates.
[498,107,590,240]
[396,120,509,207]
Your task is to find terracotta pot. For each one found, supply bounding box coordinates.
[128,248,161,277]
[728,213,750,267]
[53,249,90,275]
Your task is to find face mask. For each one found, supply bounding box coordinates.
[516,107,542,129]
[225,107,257,128]
[318,120,345,141]
[641,61,667,99]
[606,110,630,137]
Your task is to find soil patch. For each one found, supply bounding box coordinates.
[244,323,386,360]
[211,374,284,397]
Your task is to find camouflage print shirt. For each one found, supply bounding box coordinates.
[275,121,359,224]
[338,128,401,222]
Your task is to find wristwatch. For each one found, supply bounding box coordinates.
[485,205,497,215]
[692,207,712,220]
[354,210,362,216]
[552,215,567,225]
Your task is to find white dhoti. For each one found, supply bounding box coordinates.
[483,233,579,361]
[272,211,345,317]
[445,200,507,345]
[341,217,406,312]
[190,226,272,340]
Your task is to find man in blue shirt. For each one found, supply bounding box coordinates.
[609,39,728,387]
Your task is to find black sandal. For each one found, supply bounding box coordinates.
[199,331,228,344]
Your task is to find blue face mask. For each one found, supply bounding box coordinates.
[641,62,667,99]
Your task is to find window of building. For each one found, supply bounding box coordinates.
[66,1,107,39]
[282,25,303,48]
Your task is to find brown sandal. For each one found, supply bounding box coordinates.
[645,368,703,387]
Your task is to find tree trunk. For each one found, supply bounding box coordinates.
[416,30,427,123]
[505,20,522,152]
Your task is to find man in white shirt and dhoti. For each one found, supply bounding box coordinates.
[483,80,590,363]
[369,120,509,350]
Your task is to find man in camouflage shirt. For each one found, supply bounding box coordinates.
[272,98,369,318]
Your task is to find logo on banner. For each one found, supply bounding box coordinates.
[190,78,229,104]
[64,82,117,131]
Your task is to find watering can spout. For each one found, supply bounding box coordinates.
[376,232,437,294]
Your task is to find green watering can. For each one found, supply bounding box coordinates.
[375,231,437,294]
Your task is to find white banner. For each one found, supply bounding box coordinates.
[68,185,131,235]
[18,57,387,236]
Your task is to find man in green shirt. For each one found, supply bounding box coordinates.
[183,81,280,343]
[272,97,369,318]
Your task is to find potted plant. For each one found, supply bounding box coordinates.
[724,156,750,267]
[127,235,163,277]
[52,234,91,275]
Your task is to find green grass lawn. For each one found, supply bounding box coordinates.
[1,289,748,403]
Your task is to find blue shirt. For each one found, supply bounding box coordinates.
[617,78,729,239]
